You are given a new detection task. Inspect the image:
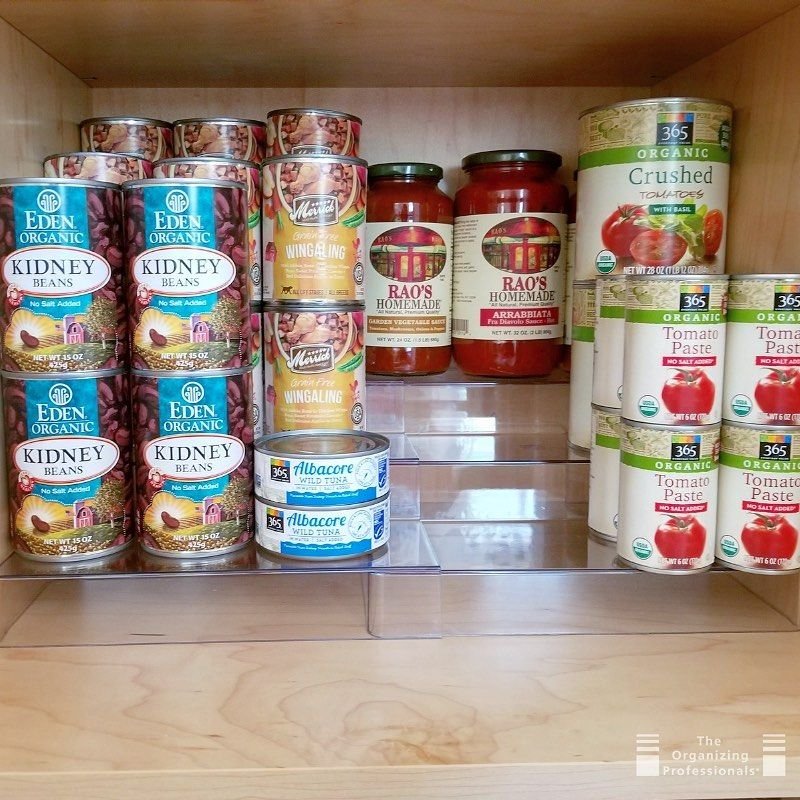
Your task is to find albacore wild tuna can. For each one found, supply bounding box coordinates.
[264,301,366,431]
[717,421,800,573]
[132,368,254,557]
[173,117,266,165]
[588,404,621,542]
[262,154,367,301]
[255,430,389,506]
[80,116,173,162]
[577,97,732,278]
[124,178,252,371]
[255,494,390,560]
[592,275,625,407]
[622,274,728,425]
[44,152,153,185]
[266,107,361,156]
[152,157,263,302]
[568,280,596,450]
[617,419,719,573]
[723,274,800,425]
[0,178,126,373]
[3,370,132,561]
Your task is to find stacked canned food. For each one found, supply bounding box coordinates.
[256,108,390,559]
[0,177,132,561]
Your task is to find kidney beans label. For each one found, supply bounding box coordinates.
[0,182,125,373]
[452,213,566,342]
[127,182,252,371]
[262,157,367,301]
[365,222,453,349]
[617,420,719,573]
[264,307,365,432]
[717,423,800,572]
[576,99,731,279]
[4,373,132,559]
[621,276,728,425]
[134,372,253,555]
[723,277,800,425]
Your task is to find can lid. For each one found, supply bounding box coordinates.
[0,177,121,191]
[621,416,720,433]
[368,162,443,180]
[1,368,126,380]
[80,116,173,128]
[173,117,266,128]
[624,273,730,283]
[122,176,246,191]
[267,107,362,125]
[728,273,800,281]
[256,429,389,458]
[153,155,256,170]
[722,418,800,434]
[579,96,733,119]
[131,366,254,378]
[461,150,562,170]
[262,154,367,168]
[44,151,151,163]
[591,403,622,414]
[265,300,365,313]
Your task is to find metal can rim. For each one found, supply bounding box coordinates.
[123,177,245,191]
[721,419,800,434]
[579,96,733,119]
[43,151,152,163]
[591,403,622,415]
[255,493,390,512]
[80,116,173,128]
[173,117,266,127]
[572,279,597,288]
[616,554,713,575]
[1,368,127,380]
[267,107,363,125]
[728,273,800,281]
[0,177,121,191]
[131,366,254,378]
[153,155,258,170]
[265,300,365,313]
[261,154,368,168]
[624,273,729,283]
[255,429,389,459]
[621,417,720,434]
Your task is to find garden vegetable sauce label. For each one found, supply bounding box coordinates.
[452,212,566,341]
[577,98,731,278]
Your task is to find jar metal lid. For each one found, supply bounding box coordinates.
[368,162,443,180]
[461,150,562,170]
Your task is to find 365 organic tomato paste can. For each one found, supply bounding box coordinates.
[152,157,263,302]
[262,155,367,301]
[592,275,625,408]
[0,178,126,373]
[264,301,365,432]
[723,274,800,425]
[567,280,596,451]
[622,274,728,425]
[617,419,719,573]
[577,97,732,278]
[2,370,132,561]
[132,368,254,557]
[716,421,800,573]
[588,404,621,542]
[124,178,252,371]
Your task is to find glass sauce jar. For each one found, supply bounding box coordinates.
[365,163,454,375]
[453,150,568,377]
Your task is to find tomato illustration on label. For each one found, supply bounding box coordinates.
[629,229,688,268]
[754,369,800,419]
[601,205,647,258]
[661,369,715,420]
[702,209,724,257]
[741,514,799,567]
[655,515,706,564]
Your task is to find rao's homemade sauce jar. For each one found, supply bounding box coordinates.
[452,150,568,377]
[365,163,453,375]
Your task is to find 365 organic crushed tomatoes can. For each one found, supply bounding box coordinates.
[567,279,596,450]
[617,419,719,573]
[622,274,728,425]
[577,97,732,278]
[717,421,800,573]
[592,275,625,407]
[723,274,800,425]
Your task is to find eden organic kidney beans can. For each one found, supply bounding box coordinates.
[132,368,254,557]
[592,275,625,408]
[576,97,731,278]
[617,419,719,573]
[124,178,252,371]
[452,150,568,377]
[567,280,596,451]
[588,404,621,542]
[264,301,365,432]
[0,178,126,373]
[723,274,800,425]
[3,370,132,561]
[716,421,800,573]
[622,274,728,425]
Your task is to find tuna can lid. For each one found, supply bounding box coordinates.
[267,107,363,125]
[256,429,389,458]
[461,150,562,170]
[368,163,443,180]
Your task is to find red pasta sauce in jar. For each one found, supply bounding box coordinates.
[453,150,568,377]
[365,163,454,376]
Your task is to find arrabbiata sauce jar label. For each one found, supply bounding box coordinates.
[0,179,125,373]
